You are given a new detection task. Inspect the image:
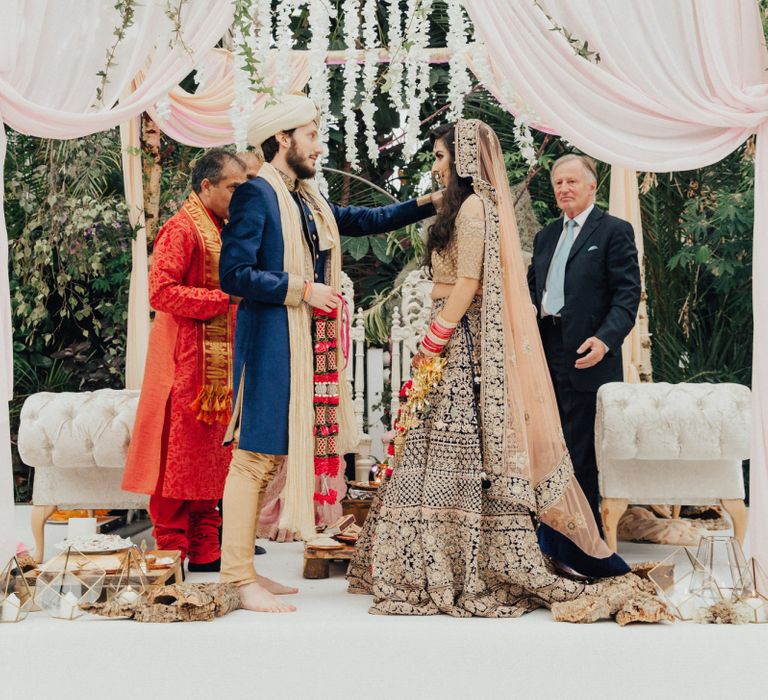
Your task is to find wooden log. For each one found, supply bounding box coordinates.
[303,557,330,579]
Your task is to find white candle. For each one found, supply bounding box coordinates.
[58,591,80,619]
[2,593,21,622]
[67,517,97,540]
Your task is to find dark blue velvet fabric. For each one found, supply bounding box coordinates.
[537,523,630,578]
[219,177,435,454]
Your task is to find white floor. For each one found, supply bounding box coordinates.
[4,505,768,700]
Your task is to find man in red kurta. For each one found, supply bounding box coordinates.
[123,149,246,571]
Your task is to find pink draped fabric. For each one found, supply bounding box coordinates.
[145,49,312,147]
[464,0,768,563]
[0,0,234,564]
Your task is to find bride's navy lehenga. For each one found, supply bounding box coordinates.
[347,301,626,617]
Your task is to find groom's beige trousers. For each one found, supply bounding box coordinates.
[220,441,283,586]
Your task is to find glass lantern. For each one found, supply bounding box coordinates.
[103,547,150,606]
[35,547,105,620]
[649,547,720,620]
[734,557,768,623]
[0,556,35,623]
[690,535,748,601]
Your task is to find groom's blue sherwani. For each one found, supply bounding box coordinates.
[219,176,435,455]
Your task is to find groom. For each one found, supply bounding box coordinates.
[218,95,440,612]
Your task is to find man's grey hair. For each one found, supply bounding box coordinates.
[550,154,598,184]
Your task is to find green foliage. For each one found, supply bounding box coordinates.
[6,128,133,389]
[641,149,754,386]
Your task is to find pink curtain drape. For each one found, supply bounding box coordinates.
[0,0,234,563]
[120,111,150,391]
[464,0,768,562]
[145,49,312,147]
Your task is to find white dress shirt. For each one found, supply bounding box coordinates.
[541,204,595,318]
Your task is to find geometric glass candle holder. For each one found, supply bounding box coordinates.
[734,557,768,624]
[649,547,720,621]
[103,547,150,606]
[0,556,35,623]
[691,535,748,601]
[35,547,105,620]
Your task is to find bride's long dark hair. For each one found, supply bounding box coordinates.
[424,123,475,275]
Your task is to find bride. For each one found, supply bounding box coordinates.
[348,119,632,618]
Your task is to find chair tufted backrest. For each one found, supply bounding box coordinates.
[597,382,751,462]
[18,389,140,469]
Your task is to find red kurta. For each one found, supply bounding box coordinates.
[122,195,235,501]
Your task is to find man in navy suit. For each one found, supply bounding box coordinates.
[528,154,640,527]
[217,96,440,612]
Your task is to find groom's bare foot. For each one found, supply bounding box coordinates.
[238,581,296,613]
[255,574,299,595]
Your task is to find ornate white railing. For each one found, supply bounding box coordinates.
[343,269,434,472]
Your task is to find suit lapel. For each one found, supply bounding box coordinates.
[567,207,604,265]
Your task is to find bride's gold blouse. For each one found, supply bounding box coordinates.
[430,209,485,285]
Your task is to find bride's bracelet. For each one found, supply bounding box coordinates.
[419,314,458,357]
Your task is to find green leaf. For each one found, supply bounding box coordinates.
[695,245,712,263]
[370,236,393,263]
[344,237,370,261]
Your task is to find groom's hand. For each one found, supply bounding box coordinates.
[306,283,339,312]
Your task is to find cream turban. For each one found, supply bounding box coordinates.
[247,94,319,147]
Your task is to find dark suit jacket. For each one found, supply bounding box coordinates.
[527,206,640,393]
[219,177,435,454]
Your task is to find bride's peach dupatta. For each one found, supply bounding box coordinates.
[457,119,626,575]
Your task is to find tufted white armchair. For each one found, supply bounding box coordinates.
[596,382,750,551]
[17,389,148,561]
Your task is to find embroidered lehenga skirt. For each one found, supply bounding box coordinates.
[347,299,605,617]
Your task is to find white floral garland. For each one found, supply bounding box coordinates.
[254,0,272,56]
[446,0,471,122]
[361,0,380,164]
[230,23,254,150]
[273,0,295,95]
[342,0,361,170]
[308,0,333,190]
[402,0,432,163]
[155,94,172,124]
[469,43,538,167]
[385,0,404,112]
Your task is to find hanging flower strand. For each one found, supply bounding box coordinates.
[342,0,361,170]
[361,0,381,164]
[254,0,272,56]
[402,0,433,163]
[385,0,405,112]
[230,23,254,150]
[446,0,471,121]
[469,43,539,168]
[308,0,334,185]
[273,0,295,95]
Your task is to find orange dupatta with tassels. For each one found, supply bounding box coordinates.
[183,191,233,425]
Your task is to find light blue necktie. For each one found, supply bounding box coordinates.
[544,219,578,315]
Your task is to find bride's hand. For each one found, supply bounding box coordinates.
[412,351,428,370]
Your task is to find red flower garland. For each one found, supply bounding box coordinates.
[312,306,342,504]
